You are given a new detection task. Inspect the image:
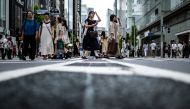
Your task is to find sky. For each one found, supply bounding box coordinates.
[82,0,115,27]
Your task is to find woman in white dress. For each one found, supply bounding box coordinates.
[39,13,54,60]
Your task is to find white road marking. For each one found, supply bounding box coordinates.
[124,58,190,62]
[104,59,190,84]
[0,58,81,63]
[0,58,190,85]
[0,59,83,82]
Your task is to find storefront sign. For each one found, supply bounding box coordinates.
[17,0,24,5]
[144,30,150,37]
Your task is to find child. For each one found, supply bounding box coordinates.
[55,30,65,59]
[4,36,13,60]
[121,38,127,58]
[100,31,108,58]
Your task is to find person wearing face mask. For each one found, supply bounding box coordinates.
[21,10,39,61]
[82,11,101,59]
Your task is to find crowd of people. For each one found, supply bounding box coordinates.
[0,10,190,60]
[140,41,190,58]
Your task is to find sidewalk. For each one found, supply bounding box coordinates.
[133,56,190,62]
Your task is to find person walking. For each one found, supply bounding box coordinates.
[163,42,167,58]
[73,39,80,57]
[15,28,23,58]
[183,42,189,58]
[150,40,156,58]
[39,13,54,60]
[167,44,171,58]
[55,17,65,59]
[82,11,101,59]
[143,42,148,57]
[21,10,39,61]
[178,42,183,58]
[171,41,177,58]
[0,35,5,60]
[108,14,121,58]
[100,31,108,58]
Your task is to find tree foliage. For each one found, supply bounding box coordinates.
[33,5,44,24]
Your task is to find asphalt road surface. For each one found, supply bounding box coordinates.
[0,57,190,109]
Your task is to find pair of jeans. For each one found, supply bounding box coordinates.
[57,49,64,59]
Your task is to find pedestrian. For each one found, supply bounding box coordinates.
[121,38,129,58]
[183,42,189,58]
[150,40,156,58]
[171,41,177,58]
[100,31,109,58]
[167,44,171,58]
[82,11,101,59]
[188,41,190,58]
[61,18,70,59]
[21,10,39,61]
[177,42,183,58]
[73,38,80,57]
[126,43,130,57]
[107,14,121,59]
[39,12,54,60]
[0,35,5,59]
[3,36,13,60]
[15,28,23,58]
[143,42,148,57]
[54,17,65,59]
[163,42,167,58]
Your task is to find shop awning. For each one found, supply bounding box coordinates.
[175,30,190,36]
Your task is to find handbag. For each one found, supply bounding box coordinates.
[88,31,98,38]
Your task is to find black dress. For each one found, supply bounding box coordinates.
[83,19,99,51]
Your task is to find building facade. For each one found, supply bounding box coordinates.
[114,0,127,37]
[9,0,25,36]
[0,0,9,36]
[126,0,143,30]
[137,0,190,46]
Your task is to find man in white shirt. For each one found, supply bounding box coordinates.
[150,41,156,58]
[172,42,177,58]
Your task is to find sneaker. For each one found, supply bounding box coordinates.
[82,56,88,59]
[20,56,26,61]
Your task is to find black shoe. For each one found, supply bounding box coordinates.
[104,55,109,59]
[21,56,26,60]
[116,55,123,59]
[31,58,35,61]
[95,56,101,59]
[82,56,88,59]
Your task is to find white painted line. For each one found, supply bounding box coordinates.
[0,60,83,82]
[0,58,82,64]
[0,58,190,85]
[104,59,190,84]
[47,66,134,75]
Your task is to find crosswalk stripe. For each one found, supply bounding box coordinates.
[104,59,190,84]
[0,58,190,85]
[0,59,83,82]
